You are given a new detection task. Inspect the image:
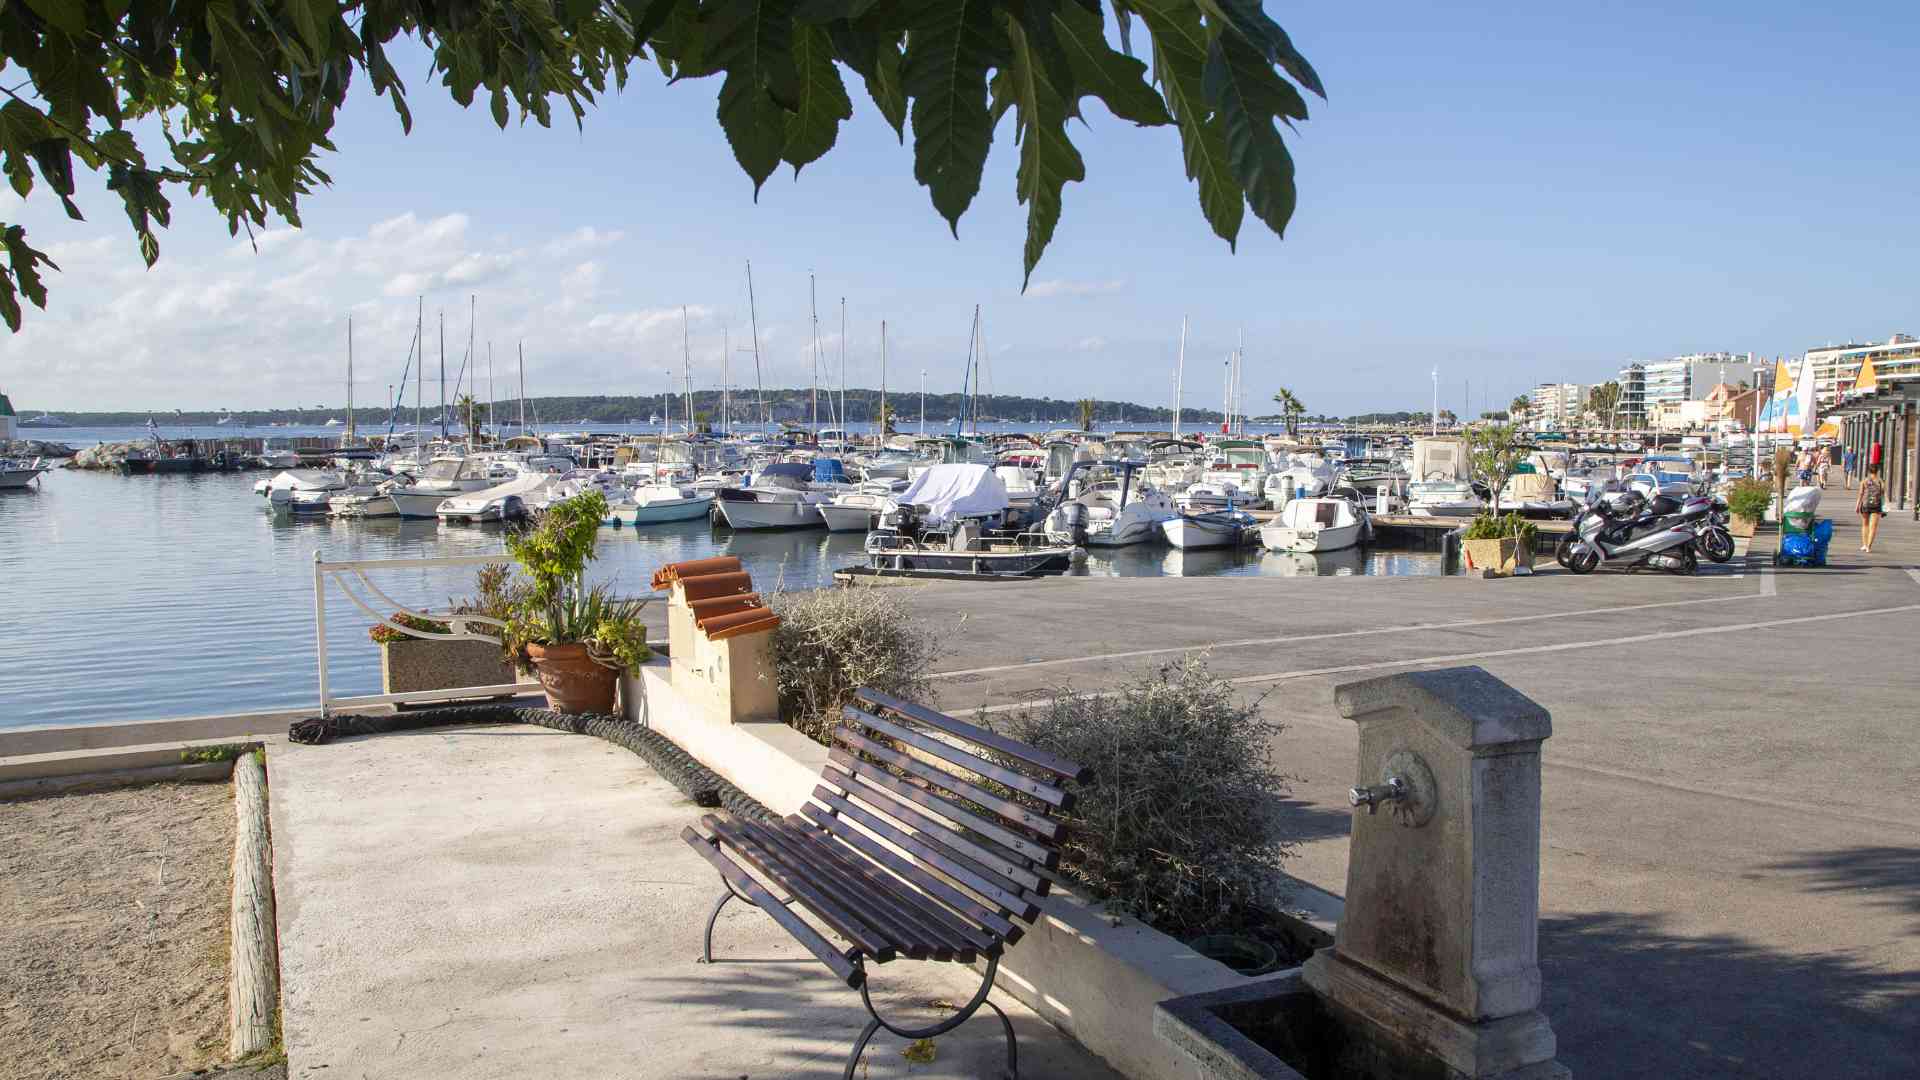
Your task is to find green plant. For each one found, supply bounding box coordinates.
[1727,477,1771,522]
[995,656,1294,936]
[364,563,526,645]
[1467,423,1523,513]
[503,491,651,670]
[366,611,451,645]
[768,587,943,744]
[180,743,252,764]
[1463,512,1536,549]
[0,3,1319,330]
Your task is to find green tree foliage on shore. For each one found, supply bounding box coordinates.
[0,1,1321,331]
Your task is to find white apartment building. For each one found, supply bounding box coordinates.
[1805,333,1919,406]
[1643,353,1753,412]
[1527,383,1586,427]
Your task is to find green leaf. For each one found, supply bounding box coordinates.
[901,0,1007,236]
[22,0,87,37]
[1052,2,1168,126]
[828,24,907,139]
[782,23,852,174]
[1194,0,1325,98]
[703,0,801,195]
[1001,15,1086,288]
[1132,0,1242,247]
[1203,28,1299,237]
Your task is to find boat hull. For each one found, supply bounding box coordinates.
[715,497,824,530]
[625,496,715,525]
[0,469,46,489]
[1259,522,1363,553]
[854,546,1074,578]
[819,504,880,532]
[1160,516,1249,549]
[389,489,458,519]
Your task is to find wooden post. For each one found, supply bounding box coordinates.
[229,750,279,1059]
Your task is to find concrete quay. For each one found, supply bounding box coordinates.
[907,509,1920,1080]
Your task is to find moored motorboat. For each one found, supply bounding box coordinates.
[714,462,830,530]
[437,472,563,523]
[388,455,493,518]
[608,482,715,526]
[1260,496,1369,553]
[819,483,901,533]
[1159,507,1258,549]
[0,457,48,489]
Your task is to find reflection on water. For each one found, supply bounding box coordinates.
[2,470,1443,729]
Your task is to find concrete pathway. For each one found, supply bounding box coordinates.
[904,518,1920,1080]
[267,725,1120,1080]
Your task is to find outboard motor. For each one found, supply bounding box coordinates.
[1045,501,1089,545]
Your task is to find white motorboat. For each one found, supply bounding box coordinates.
[714,461,830,530]
[1498,472,1575,520]
[1160,507,1258,549]
[608,482,715,526]
[1177,481,1255,512]
[1196,441,1269,506]
[1260,497,1368,553]
[1044,460,1177,547]
[0,457,48,488]
[388,456,493,518]
[819,482,904,533]
[1405,436,1485,518]
[437,472,565,523]
[1266,453,1335,508]
[256,469,345,511]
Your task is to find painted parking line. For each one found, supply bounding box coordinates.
[931,590,1767,681]
[968,602,1920,715]
[1907,568,1920,588]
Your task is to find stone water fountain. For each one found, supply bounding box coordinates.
[1156,666,1571,1080]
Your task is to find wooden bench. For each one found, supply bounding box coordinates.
[682,687,1087,1079]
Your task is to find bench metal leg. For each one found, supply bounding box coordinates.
[843,954,1017,1080]
[701,878,798,963]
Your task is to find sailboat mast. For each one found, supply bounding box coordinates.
[1222,356,1232,435]
[518,343,527,433]
[838,297,847,437]
[414,297,423,437]
[746,260,767,431]
[465,295,476,449]
[1174,315,1186,440]
[880,320,888,439]
[438,312,447,439]
[345,316,354,441]
[809,273,819,439]
[681,305,693,435]
[486,342,494,443]
[722,325,731,436]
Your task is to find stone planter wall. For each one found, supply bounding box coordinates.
[1461,536,1534,576]
[380,638,517,698]
[1728,513,1759,537]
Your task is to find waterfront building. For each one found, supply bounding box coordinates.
[1616,363,1646,427]
[1528,383,1587,428]
[1806,334,1919,407]
[0,390,14,442]
[1643,353,1754,411]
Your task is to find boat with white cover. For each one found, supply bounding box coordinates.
[0,457,48,488]
[608,482,715,526]
[1405,436,1485,518]
[1260,496,1368,553]
[437,471,566,523]
[819,481,907,533]
[255,469,346,511]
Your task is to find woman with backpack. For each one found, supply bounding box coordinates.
[1855,463,1886,553]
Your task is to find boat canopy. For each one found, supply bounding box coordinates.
[897,463,1009,523]
[756,461,814,483]
[813,458,852,483]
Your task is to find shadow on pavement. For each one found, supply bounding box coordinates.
[1541,909,1918,1080]
[1764,845,1920,926]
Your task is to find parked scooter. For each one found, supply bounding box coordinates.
[1558,489,1730,567]
[1563,489,1701,575]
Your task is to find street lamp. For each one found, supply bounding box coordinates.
[920,369,927,435]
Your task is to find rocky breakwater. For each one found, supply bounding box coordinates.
[66,441,139,469]
[4,439,77,460]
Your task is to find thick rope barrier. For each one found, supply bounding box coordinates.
[288,705,776,823]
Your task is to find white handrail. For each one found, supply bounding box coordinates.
[313,551,523,716]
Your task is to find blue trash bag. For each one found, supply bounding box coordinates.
[1780,531,1816,562]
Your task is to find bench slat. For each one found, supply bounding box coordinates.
[705,816,897,963]
[810,788,1041,924]
[833,728,1062,842]
[680,825,862,988]
[821,770,1045,894]
[771,815,992,960]
[843,706,1071,809]
[800,802,1021,946]
[826,751,1056,867]
[735,818,960,962]
[857,687,1091,782]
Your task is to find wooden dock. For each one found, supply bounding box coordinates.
[1245,509,1573,538]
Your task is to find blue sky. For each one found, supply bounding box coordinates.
[2,1,1916,414]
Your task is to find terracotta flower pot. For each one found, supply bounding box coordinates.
[525,641,619,715]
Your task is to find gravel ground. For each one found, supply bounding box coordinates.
[0,781,236,1080]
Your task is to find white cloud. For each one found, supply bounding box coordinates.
[1027,278,1126,298]
[1072,336,1108,352]
[544,226,626,256]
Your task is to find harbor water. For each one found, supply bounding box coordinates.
[2,426,1446,729]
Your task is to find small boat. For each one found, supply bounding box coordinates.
[0,457,49,488]
[256,468,346,511]
[818,481,907,533]
[324,417,343,426]
[388,456,493,518]
[437,472,563,523]
[1260,497,1369,553]
[1042,460,1177,547]
[852,500,1078,581]
[607,482,715,526]
[714,462,831,530]
[1159,507,1258,549]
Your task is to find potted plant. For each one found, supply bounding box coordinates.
[366,564,525,699]
[1461,512,1537,576]
[503,490,652,714]
[1724,477,1769,538]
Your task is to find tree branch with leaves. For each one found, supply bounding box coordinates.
[0,1,1321,331]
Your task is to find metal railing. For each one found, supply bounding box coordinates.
[312,552,521,716]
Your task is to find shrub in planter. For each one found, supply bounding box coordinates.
[768,587,942,744]
[365,567,527,696]
[995,656,1296,938]
[1725,478,1770,536]
[1461,512,1537,575]
[503,491,651,714]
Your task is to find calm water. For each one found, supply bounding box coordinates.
[1,426,1443,729]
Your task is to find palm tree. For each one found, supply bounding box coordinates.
[1272,388,1305,438]
[1588,381,1622,429]
[877,401,897,436]
[1509,395,1530,426]
[455,393,486,436]
[1076,398,1097,431]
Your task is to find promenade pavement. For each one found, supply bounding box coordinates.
[907,504,1920,1080]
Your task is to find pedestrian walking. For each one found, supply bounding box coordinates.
[1844,447,1856,489]
[1856,463,1885,553]
[1816,448,1830,487]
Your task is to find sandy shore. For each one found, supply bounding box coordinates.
[0,781,236,1080]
